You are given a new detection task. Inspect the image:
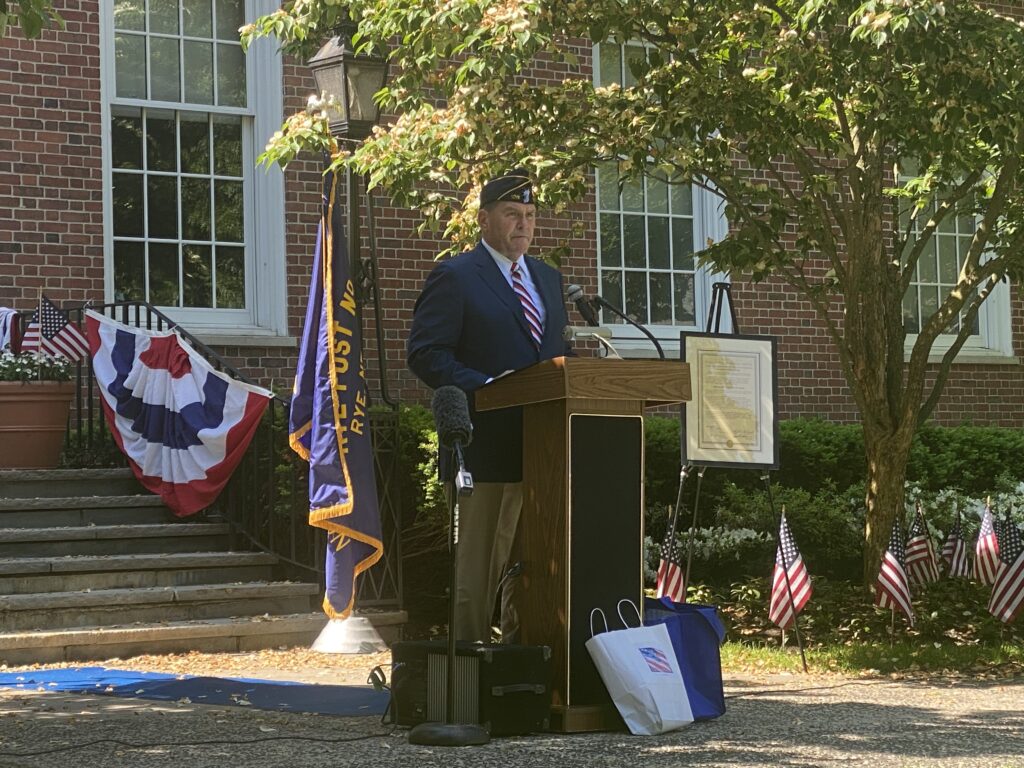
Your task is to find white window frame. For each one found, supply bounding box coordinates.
[99,0,288,340]
[592,42,727,359]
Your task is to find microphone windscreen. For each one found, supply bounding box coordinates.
[431,385,473,448]
[566,284,585,302]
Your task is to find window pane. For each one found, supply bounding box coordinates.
[647,172,668,214]
[599,213,621,268]
[214,179,243,242]
[672,218,694,270]
[146,111,177,172]
[649,273,672,325]
[623,45,645,88]
[596,163,619,211]
[600,270,622,321]
[917,238,937,283]
[112,173,144,237]
[149,242,181,306]
[150,37,181,102]
[648,216,669,269]
[674,274,696,325]
[148,175,179,239]
[937,207,956,234]
[183,40,214,104]
[598,44,620,86]
[111,109,143,169]
[115,34,147,98]
[183,244,213,307]
[937,236,958,284]
[212,116,242,175]
[183,0,213,37]
[113,241,146,301]
[670,179,692,216]
[624,271,647,322]
[623,215,644,268]
[179,114,210,174]
[622,176,643,212]
[216,0,244,41]
[216,245,245,308]
[150,0,180,35]
[114,0,145,30]
[920,285,939,325]
[216,43,246,107]
[903,288,920,334]
[182,177,211,240]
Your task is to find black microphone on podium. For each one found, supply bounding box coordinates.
[410,386,488,747]
[590,294,666,359]
[566,284,600,327]
[431,385,474,496]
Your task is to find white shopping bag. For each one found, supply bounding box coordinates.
[585,599,694,735]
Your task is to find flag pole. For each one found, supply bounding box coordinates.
[683,465,705,594]
[763,473,808,673]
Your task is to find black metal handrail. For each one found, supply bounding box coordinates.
[42,301,401,611]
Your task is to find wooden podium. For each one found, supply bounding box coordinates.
[475,357,690,732]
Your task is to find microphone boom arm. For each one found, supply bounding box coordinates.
[592,296,665,359]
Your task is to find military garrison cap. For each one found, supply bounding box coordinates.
[480,168,534,206]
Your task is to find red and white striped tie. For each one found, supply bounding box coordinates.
[510,261,543,348]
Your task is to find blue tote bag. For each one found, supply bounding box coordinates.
[643,597,726,720]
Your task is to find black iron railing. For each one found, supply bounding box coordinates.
[44,301,401,610]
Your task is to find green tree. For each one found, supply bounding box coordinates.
[244,0,1024,585]
[0,0,61,38]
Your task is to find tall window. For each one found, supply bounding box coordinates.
[901,197,1011,356]
[593,43,725,349]
[103,0,285,333]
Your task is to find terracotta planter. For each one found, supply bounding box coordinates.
[0,381,76,469]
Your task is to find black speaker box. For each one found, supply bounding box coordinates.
[391,641,552,736]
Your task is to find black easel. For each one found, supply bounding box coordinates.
[674,282,808,672]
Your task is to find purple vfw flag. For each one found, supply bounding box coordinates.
[289,172,383,619]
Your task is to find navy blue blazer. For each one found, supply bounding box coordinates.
[407,243,572,482]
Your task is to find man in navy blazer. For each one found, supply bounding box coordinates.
[408,169,572,642]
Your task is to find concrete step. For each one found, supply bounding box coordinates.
[0,468,142,499]
[0,523,231,557]
[0,581,321,631]
[0,494,170,527]
[0,551,279,594]
[0,612,333,665]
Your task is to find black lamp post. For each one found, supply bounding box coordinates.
[307,21,388,315]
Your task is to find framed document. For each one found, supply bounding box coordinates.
[680,332,779,469]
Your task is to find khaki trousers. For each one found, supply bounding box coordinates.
[449,481,522,643]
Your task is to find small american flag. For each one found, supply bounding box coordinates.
[20,296,89,362]
[875,519,915,626]
[639,646,674,674]
[988,520,1024,624]
[768,512,812,629]
[974,504,1001,586]
[905,503,940,586]
[655,530,686,603]
[941,513,970,579]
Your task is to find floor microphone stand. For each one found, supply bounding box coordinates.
[408,442,489,747]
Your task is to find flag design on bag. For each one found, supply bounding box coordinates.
[288,173,383,620]
[941,513,970,578]
[875,519,915,626]
[768,512,812,629]
[87,311,272,517]
[656,531,686,603]
[988,520,1024,624]
[905,503,940,586]
[21,295,89,362]
[974,503,1000,585]
[639,646,675,674]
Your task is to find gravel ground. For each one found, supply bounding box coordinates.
[0,650,1022,768]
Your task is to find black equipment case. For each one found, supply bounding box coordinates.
[391,641,552,735]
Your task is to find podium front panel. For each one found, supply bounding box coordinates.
[566,413,644,707]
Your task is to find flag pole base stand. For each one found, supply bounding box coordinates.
[310,615,387,654]
[408,722,490,747]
